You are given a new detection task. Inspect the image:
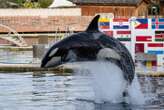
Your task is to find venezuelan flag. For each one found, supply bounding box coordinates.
[99,18,110,30]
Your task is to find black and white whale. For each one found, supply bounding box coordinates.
[41,15,135,84]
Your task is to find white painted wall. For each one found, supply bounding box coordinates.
[0,9,81,16]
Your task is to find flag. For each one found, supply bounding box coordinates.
[113,18,129,29]
[155,31,164,42]
[152,18,164,29]
[133,19,148,29]
[147,51,164,55]
[146,43,164,55]
[136,36,152,42]
[116,31,131,41]
[103,31,113,37]
[148,43,163,47]
[135,43,145,53]
[99,17,110,30]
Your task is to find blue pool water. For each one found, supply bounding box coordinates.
[0,50,163,110]
[0,72,163,110]
[0,50,32,64]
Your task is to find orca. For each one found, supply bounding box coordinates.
[41,15,135,84]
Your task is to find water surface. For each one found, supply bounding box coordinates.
[0,50,163,110]
[0,72,163,110]
[0,50,32,64]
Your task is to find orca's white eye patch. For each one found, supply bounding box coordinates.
[49,48,58,57]
[97,48,121,60]
[45,56,61,68]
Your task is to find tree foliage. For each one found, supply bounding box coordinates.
[15,0,26,7]
[23,1,40,8]
[0,0,53,8]
[38,0,53,8]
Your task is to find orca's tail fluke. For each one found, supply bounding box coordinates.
[86,15,100,33]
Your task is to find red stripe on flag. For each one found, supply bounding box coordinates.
[135,24,148,29]
[117,31,131,34]
[155,35,163,38]
[113,18,129,22]
[136,36,152,42]
[100,26,110,29]
[148,43,164,47]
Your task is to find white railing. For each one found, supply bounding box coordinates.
[0,24,27,47]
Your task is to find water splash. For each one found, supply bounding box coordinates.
[144,77,157,104]
[128,74,145,105]
[69,61,145,105]
[136,61,158,104]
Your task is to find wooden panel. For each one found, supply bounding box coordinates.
[160,3,164,16]
[136,2,148,17]
[81,6,114,16]
[81,6,136,18]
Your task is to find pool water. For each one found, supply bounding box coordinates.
[0,50,163,110]
[0,50,33,64]
[0,72,163,110]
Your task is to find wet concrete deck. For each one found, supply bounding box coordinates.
[0,46,32,51]
[0,63,73,74]
[0,63,163,77]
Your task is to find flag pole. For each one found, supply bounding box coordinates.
[129,17,136,61]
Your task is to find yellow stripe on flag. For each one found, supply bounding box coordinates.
[146,61,152,68]
[132,20,140,28]
[99,18,110,22]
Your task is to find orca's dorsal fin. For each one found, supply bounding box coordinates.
[86,15,100,32]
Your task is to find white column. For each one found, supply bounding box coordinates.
[129,18,136,61]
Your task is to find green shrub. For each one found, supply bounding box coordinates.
[38,0,53,8]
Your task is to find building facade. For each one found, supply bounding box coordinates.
[68,0,164,17]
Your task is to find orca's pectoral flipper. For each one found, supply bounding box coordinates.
[86,15,100,32]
